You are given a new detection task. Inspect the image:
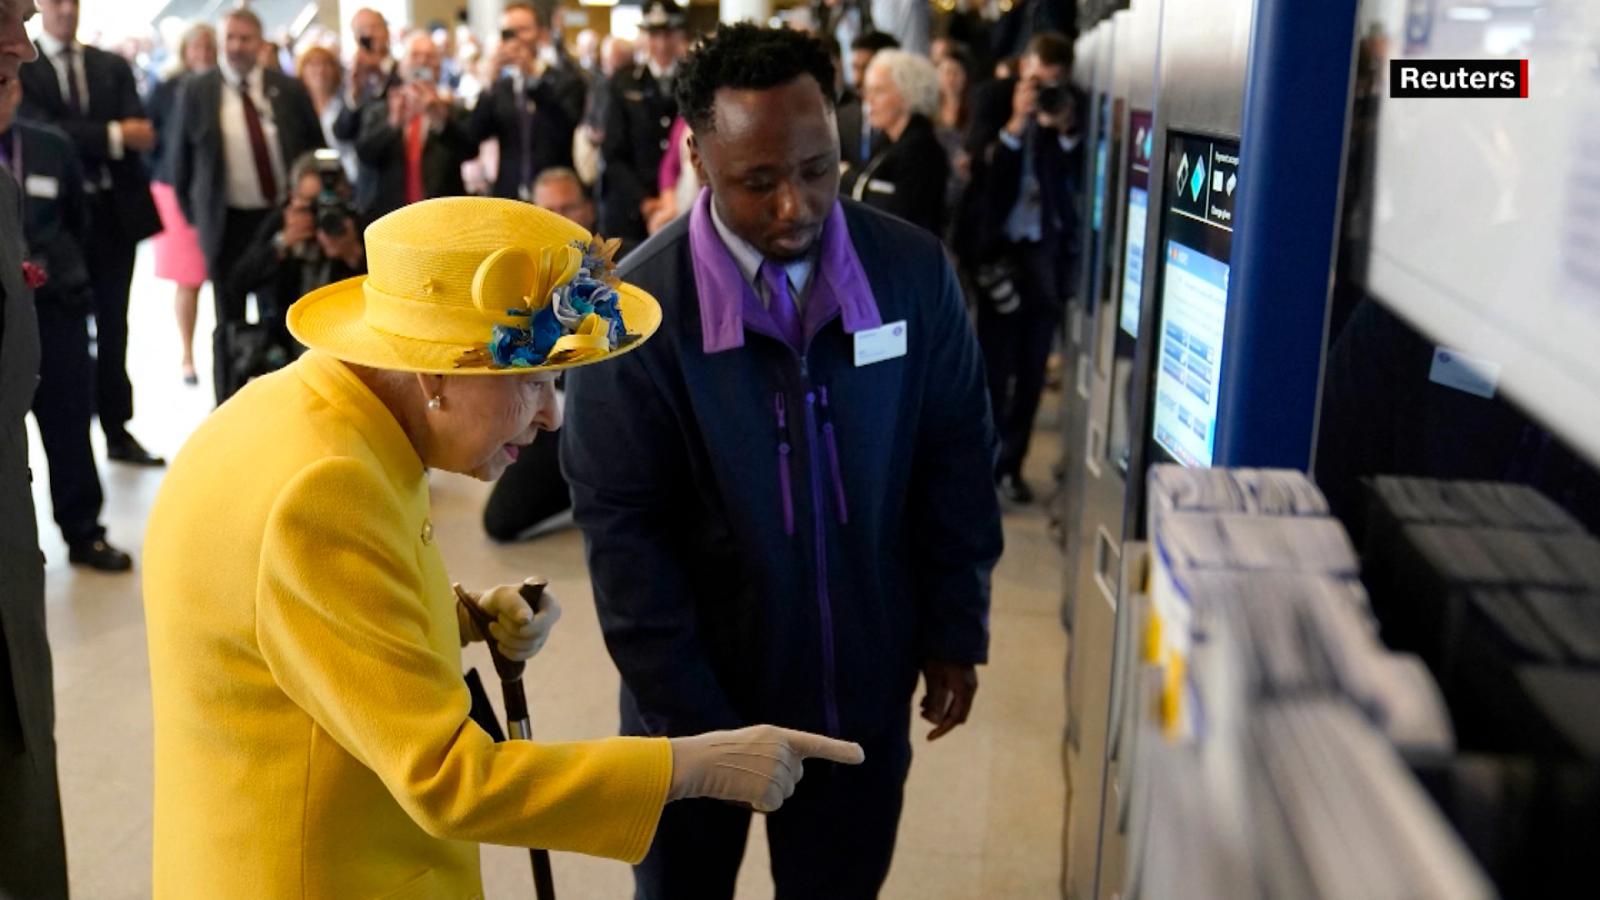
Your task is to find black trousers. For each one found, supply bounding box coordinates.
[31,293,105,544]
[483,429,571,541]
[210,207,273,405]
[630,714,912,899]
[976,240,1063,478]
[86,202,138,438]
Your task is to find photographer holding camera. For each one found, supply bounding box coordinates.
[226,151,366,376]
[468,1,585,202]
[335,8,401,138]
[958,31,1082,504]
[354,31,473,217]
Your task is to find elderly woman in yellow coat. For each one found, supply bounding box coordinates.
[142,197,863,898]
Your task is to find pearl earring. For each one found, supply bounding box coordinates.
[427,395,443,411]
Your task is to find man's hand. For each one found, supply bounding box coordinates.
[920,660,978,740]
[386,90,411,128]
[455,579,563,661]
[280,204,316,250]
[350,47,384,95]
[1006,78,1039,138]
[1038,91,1076,136]
[317,221,364,268]
[412,83,451,128]
[119,118,156,152]
[491,38,533,77]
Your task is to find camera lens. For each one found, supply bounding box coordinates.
[317,211,348,237]
[1037,83,1067,116]
[501,28,517,42]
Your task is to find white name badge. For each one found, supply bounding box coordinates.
[854,320,908,367]
[866,179,896,195]
[1429,346,1500,399]
[24,175,58,199]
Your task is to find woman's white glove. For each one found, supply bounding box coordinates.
[667,725,866,813]
[454,579,563,661]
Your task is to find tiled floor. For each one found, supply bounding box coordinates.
[29,250,1068,899]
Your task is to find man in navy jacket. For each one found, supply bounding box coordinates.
[563,25,1003,899]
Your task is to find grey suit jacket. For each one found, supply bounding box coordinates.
[0,172,50,758]
[171,67,326,273]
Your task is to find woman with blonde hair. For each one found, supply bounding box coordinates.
[142,197,862,897]
[147,22,215,386]
[298,43,358,182]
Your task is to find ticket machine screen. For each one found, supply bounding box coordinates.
[1149,132,1240,468]
[1119,112,1154,337]
[1107,110,1154,474]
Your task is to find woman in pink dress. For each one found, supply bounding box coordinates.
[148,24,216,386]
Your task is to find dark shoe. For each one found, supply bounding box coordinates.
[67,539,133,573]
[182,364,199,387]
[106,432,166,467]
[998,473,1034,505]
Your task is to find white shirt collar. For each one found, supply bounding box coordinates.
[221,63,262,94]
[708,198,815,301]
[37,33,74,58]
[647,59,676,82]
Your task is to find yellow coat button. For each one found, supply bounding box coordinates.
[421,520,434,544]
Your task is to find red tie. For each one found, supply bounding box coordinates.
[238,83,277,203]
[404,115,425,205]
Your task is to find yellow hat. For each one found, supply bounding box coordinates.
[287,197,661,375]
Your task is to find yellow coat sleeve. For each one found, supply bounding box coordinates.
[255,456,671,862]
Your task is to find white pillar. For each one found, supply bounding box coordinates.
[719,0,774,26]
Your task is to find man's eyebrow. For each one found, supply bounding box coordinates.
[734,152,837,177]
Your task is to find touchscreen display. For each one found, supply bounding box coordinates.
[1149,133,1240,468]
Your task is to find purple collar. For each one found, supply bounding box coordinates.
[688,188,881,355]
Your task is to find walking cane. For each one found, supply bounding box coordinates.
[457,579,558,900]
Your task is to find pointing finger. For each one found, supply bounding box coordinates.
[778,729,865,765]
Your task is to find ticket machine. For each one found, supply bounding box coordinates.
[1061,0,1362,894]
[1060,19,1118,633]
[1061,0,1161,895]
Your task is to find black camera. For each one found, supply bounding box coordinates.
[1037,81,1068,117]
[310,150,356,238]
[501,27,518,42]
[358,34,375,52]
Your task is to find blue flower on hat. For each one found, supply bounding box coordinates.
[489,306,566,368]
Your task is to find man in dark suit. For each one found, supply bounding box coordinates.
[332,7,403,148]
[0,2,69,893]
[2,77,131,571]
[354,32,473,217]
[468,1,586,202]
[959,31,1081,503]
[597,0,685,246]
[172,6,324,404]
[21,0,164,465]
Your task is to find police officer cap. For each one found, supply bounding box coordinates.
[640,0,686,31]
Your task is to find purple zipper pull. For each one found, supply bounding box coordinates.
[774,393,796,536]
[818,386,850,525]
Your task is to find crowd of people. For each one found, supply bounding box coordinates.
[0,0,1080,571]
[2,0,1083,896]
